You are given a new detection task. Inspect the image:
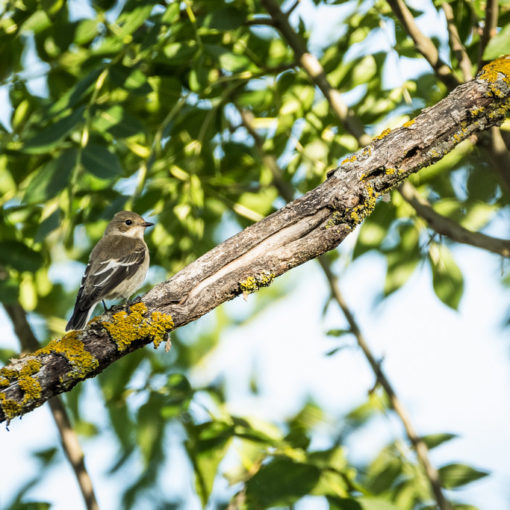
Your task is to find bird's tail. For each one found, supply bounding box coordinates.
[65,305,94,331]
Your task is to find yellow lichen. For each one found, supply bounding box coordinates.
[373,128,391,141]
[469,106,485,117]
[39,331,98,378]
[102,302,174,351]
[385,167,396,175]
[341,154,357,165]
[0,393,22,420]
[0,358,42,419]
[478,55,510,97]
[403,119,415,128]
[239,272,275,296]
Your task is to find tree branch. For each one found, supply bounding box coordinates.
[0,57,509,424]
[441,2,473,82]
[318,256,452,510]
[3,303,100,510]
[479,0,498,69]
[386,0,460,90]
[399,181,510,257]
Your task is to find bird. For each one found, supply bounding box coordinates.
[66,211,154,331]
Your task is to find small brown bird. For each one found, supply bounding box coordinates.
[66,211,154,331]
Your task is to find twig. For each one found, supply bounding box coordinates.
[317,256,452,510]
[3,303,100,510]
[480,127,510,195]
[238,108,451,510]
[478,0,498,69]
[386,0,459,90]
[400,181,510,257]
[285,0,300,18]
[259,0,371,146]
[441,2,473,81]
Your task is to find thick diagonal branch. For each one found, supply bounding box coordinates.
[0,59,509,424]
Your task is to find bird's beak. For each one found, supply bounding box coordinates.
[143,221,154,228]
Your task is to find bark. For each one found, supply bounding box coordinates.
[1,57,509,424]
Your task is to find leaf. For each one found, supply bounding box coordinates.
[483,24,510,60]
[246,457,321,506]
[185,420,234,507]
[81,144,124,179]
[326,328,352,337]
[428,243,464,310]
[419,432,457,450]
[24,149,77,204]
[23,107,85,153]
[0,242,43,272]
[438,463,488,489]
[203,7,245,30]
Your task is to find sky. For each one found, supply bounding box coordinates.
[1,0,510,509]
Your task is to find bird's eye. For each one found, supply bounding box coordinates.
[125,220,132,225]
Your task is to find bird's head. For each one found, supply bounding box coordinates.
[105,211,154,239]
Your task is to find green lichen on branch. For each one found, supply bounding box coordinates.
[0,358,42,420]
[102,302,174,351]
[239,271,275,297]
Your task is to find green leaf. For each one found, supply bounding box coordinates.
[81,144,124,179]
[438,463,488,489]
[246,457,321,506]
[203,7,245,30]
[419,432,457,450]
[0,242,43,272]
[428,243,464,310]
[23,107,85,153]
[24,149,77,204]
[74,19,99,45]
[185,420,234,507]
[326,328,352,337]
[483,24,510,60]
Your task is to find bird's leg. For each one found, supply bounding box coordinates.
[126,295,142,307]
[102,300,108,312]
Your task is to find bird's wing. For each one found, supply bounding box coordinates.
[75,236,146,311]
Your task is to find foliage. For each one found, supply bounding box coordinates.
[0,0,508,508]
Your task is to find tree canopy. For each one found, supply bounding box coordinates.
[0,0,509,509]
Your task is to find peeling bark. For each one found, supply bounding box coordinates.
[1,57,509,424]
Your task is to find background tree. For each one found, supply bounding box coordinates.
[0,0,509,509]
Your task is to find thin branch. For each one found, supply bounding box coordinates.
[3,303,100,510]
[238,106,451,510]
[441,2,473,81]
[486,127,510,195]
[386,0,459,90]
[317,256,452,510]
[400,181,510,257]
[478,0,498,69]
[285,0,300,18]
[260,0,371,146]
[1,58,509,424]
